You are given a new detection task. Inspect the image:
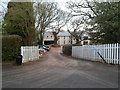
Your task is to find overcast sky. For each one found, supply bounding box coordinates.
[0,0,93,31]
[0,0,70,28]
[0,0,119,29]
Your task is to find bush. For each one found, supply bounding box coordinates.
[72,43,82,46]
[62,44,72,56]
[2,35,22,61]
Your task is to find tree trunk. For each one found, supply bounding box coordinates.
[38,35,44,45]
[23,36,33,46]
[54,37,58,44]
[76,38,80,44]
[52,32,58,45]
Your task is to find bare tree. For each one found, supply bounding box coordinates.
[67,0,120,44]
[66,0,97,44]
[67,0,97,19]
[35,2,59,45]
[50,10,71,44]
[66,0,97,32]
[67,18,85,44]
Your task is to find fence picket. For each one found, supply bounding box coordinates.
[21,46,39,63]
[72,43,120,65]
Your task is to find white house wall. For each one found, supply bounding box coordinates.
[43,31,91,45]
[82,33,91,45]
[44,32,54,41]
[71,38,76,44]
[44,35,54,41]
[81,40,91,45]
[58,36,71,45]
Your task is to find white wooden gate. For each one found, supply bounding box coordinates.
[21,46,39,63]
[72,43,120,64]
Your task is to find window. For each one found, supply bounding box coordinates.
[51,36,52,38]
[83,41,88,45]
[64,40,65,44]
[64,36,65,39]
[47,36,48,38]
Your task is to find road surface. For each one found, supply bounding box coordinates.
[2,47,119,88]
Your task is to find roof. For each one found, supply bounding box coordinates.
[57,31,71,37]
[44,31,53,36]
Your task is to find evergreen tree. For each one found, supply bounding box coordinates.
[89,2,120,44]
[3,2,36,45]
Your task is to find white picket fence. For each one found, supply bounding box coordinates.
[21,46,39,63]
[72,43,120,64]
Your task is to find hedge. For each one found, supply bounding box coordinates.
[62,44,82,56]
[62,44,72,56]
[2,35,22,61]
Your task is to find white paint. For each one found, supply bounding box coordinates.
[57,31,91,45]
[72,43,120,64]
[58,36,71,45]
[44,31,54,41]
[21,46,39,63]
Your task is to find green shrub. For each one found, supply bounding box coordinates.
[62,44,72,56]
[72,43,82,46]
[2,35,22,61]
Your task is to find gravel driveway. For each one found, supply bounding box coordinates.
[2,47,119,88]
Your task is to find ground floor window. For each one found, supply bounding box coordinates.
[83,41,88,45]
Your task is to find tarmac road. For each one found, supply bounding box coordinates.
[2,47,119,88]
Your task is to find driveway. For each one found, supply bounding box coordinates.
[2,47,119,88]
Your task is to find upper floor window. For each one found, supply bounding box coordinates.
[51,36,52,38]
[47,36,48,38]
[64,40,65,44]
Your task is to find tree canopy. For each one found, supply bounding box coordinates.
[3,2,35,45]
[35,2,59,45]
[67,1,120,44]
[90,2,120,44]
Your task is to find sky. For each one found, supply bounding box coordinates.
[0,0,70,29]
[0,0,97,31]
[0,0,119,30]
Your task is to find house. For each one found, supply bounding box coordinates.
[43,31,91,45]
[81,32,91,45]
[57,31,91,45]
[43,31,54,45]
[57,31,71,45]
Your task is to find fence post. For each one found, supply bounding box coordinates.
[21,46,23,63]
[116,43,119,64]
[111,44,114,64]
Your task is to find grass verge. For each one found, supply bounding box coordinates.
[2,60,16,66]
